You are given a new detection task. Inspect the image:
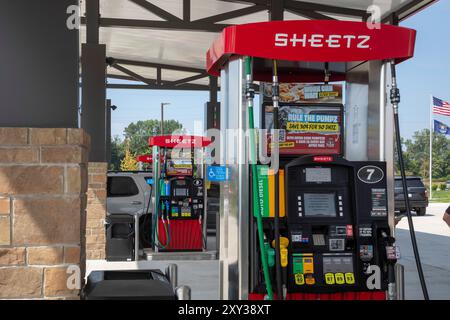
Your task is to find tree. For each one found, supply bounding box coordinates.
[394,137,414,176]
[120,140,139,171]
[110,136,125,170]
[400,129,450,179]
[123,120,184,157]
[109,119,185,171]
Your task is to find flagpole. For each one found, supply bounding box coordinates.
[429,95,433,200]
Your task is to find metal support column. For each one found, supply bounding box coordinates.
[269,0,284,21]
[0,0,79,128]
[81,0,107,162]
[106,99,112,165]
[205,76,220,132]
[205,76,221,254]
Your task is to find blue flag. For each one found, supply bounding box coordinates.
[434,120,450,135]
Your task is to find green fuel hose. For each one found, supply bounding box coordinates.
[245,57,274,300]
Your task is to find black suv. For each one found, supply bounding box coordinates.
[394,176,429,216]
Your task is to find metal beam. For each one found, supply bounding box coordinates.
[171,73,209,86]
[109,62,157,86]
[113,58,205,74]
[81,44,107,162]
[383,0,436,22]
[107,72,207,87]
[206,76,220,130]
[209,76,218,104]
[194,5,266,24]
[107,83,210,91]
[218,0,268,5]
[107,74,138,82]
[107,58,208,87]
[107,74,255,91]
[183,0,191,22]
[269,0,284,21]
[106,99,112,165]
[96,17,229,32]
[157,67,162,85]
[286,8,336,20]
[284,0,367,18]
[222,0,366,17]
[86,0,100,44]
[128,0,182,22]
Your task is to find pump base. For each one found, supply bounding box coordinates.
[157,219,203,251]
[248,291,386,300]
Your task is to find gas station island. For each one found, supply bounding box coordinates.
[0,0,448,305]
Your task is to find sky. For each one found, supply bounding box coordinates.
[108,0,450,141]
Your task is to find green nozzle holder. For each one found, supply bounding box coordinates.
[265,243,275,267]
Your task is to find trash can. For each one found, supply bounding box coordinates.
[82,270,176,300]
[106,214,135,261]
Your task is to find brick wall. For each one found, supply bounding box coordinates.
[85,162,107,260]
[0,128,89,299]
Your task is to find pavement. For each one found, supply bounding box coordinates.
[86,203,450,300]
[395,202,450,300]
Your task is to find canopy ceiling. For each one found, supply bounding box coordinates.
[80,0,436,89]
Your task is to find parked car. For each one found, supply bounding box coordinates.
[107,171,153,248]
[107,171,153,216]
[446,180,450,191]
[394,176,428,216]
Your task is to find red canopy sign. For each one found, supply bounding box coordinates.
[206,20,416,77]
[136,155,153,163]
[149,135,212,148]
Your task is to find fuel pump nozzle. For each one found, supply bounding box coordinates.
[381,231,397,300]
[272,237,289,300]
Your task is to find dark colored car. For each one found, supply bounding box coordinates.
[394,176,429,216]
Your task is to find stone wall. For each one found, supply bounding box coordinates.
[0,128,89,299]
[85,162,107,260]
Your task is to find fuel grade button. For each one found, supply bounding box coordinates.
[345,272,355,284]
[324,273,335,285]
[294,273,305,285]
[335,273,345,285]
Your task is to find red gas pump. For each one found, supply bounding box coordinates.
[149,135,211,252]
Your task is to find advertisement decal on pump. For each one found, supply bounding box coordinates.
[263,83,343,155]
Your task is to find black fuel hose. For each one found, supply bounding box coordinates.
[391,61,429,300]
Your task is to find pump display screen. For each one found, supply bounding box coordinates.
[174,188,188,197]
[303,193,336,217]
[305,168,331,183]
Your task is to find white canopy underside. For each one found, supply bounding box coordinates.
[79,0,435,87]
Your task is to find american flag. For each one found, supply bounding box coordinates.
[432,96,450,116]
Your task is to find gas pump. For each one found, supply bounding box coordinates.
[150,135,211,252]
[284,155,390,297]
[206,20,427,300]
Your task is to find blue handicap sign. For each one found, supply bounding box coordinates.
[207,166,231,182]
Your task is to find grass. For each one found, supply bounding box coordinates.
[429,190,450,203]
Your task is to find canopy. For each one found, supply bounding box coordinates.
[80,0,435,89]
[206,20,416,78]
